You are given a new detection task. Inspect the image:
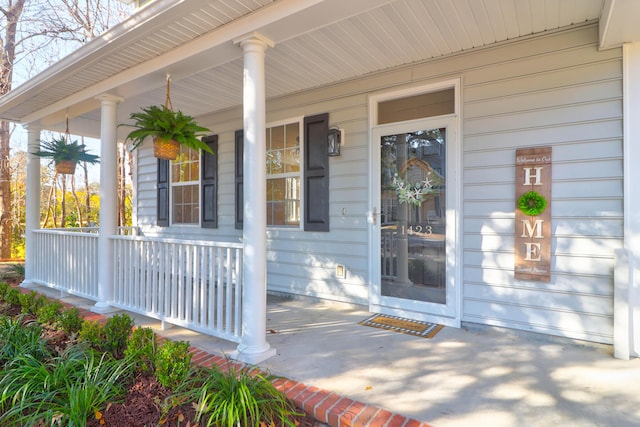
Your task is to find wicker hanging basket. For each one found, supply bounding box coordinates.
[55,159,77,175]
[151,76,180,161]
[153,137,180,160]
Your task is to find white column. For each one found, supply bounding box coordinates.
[620,42,640,359]
[232,32,276,364]
[21,124,41,288]
[93,94,123,312]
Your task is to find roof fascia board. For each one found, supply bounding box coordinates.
[0,0,187,112]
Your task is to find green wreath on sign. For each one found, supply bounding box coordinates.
[518,191,547,216]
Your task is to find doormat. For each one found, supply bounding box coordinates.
[359,314,443,339]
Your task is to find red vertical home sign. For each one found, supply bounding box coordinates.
[514,147,552,282]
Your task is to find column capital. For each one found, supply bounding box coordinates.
[95,93,124,104]
[233,32,274,50]
[23,123,42,132]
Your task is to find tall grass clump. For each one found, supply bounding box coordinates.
[0,345,132,426]
[0,316,50,367]
[189,361,300,427]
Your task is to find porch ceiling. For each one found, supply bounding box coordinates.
[0,0,631,138]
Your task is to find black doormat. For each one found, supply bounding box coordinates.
[359,313,443,339]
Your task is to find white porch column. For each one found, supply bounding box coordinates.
[21,124,41,288]
[232,32,276,364]
[618,42,640,359]
[93,94,123,312]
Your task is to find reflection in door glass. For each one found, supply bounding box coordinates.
[380,129,446,304]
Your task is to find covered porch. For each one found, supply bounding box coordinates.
[3,0,640,364]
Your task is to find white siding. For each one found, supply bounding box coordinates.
[462,25,621,344]
[134,23,621,343]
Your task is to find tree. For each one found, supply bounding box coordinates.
[0,0,133,258]
[0,0,26,259]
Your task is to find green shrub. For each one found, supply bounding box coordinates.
[0,282,9,301]
[124,327,157,374]
[155,340,192,389]
[79,320,105,351]
[192,361,300,427]
[58,307,84,335]
[36,300,64,325]
[18,291,47,315]
[4,288,21,306]
[103,313,134,359]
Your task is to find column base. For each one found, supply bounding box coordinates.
[19,280,38,289]
[91,301,119,314]
[230,343,277,364]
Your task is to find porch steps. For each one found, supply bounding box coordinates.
[16,285,432,427]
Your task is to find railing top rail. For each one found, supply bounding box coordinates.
[35,226,139,233]
[33,229,100,237]
[110,234,243,249]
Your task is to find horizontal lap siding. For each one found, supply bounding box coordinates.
[462,25,622,343]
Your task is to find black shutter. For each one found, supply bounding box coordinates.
[234,130,244,230]
[201,135,218,228]
[303,113,330,231]
[157,159,170,227]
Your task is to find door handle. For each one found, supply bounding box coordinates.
[372,207,377,225]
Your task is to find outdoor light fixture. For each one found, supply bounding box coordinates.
[328,127,342,157]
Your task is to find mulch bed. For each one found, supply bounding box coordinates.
[0,282,322,427]
[85,373,320,427]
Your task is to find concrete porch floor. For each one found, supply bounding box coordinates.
[30,285,640,427]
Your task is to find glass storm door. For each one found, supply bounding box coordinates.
[372,117,458,324]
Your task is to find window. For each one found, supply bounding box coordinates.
[171,145,200,224]
[266,121,301,227]
[234,113,330,232]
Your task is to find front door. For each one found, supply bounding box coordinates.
[371,116,459,325]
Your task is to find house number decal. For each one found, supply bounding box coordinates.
[514,147,552,282]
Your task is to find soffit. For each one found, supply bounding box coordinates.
[0,0,606,136]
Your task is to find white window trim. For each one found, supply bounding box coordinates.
[169,147,201,227]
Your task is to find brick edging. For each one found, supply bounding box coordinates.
[17,287,431,427]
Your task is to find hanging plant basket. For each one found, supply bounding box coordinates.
[122,75,213,160]
[153,137,180,160]
[32,118,99,175]
[55,160,77,175]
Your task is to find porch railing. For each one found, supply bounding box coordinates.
[31,228,243,343]
[111,236,243,343]
[32,229,100,299]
